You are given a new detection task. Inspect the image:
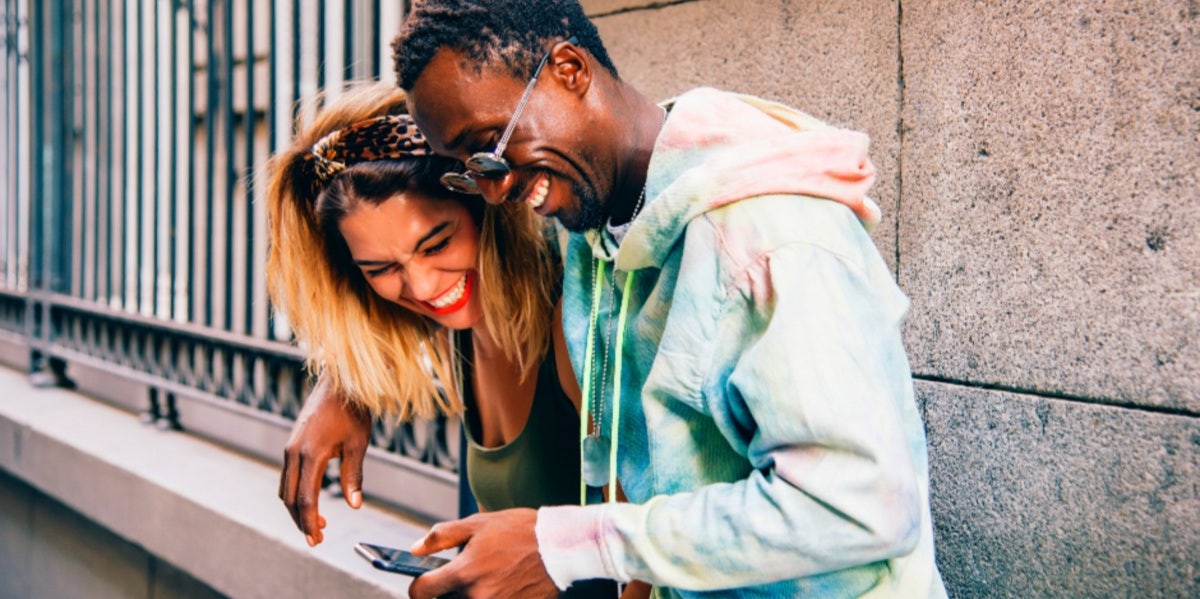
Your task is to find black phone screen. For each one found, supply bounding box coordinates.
[355,542,451,577]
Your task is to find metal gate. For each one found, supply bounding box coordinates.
[0,0,462,522]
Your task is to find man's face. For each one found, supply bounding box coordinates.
[407,48,611,232]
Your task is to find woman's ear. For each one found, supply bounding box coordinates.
[549,40,591,97]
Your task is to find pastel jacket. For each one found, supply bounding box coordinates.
[537,87,946,598]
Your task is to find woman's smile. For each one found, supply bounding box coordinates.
[420,272,473,314]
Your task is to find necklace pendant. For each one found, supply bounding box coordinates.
[581,435,611,487]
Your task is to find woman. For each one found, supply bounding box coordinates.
[266,83,644,598]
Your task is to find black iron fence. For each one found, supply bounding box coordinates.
[0,0,462,522]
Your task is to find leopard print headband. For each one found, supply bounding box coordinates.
[305,113,431,195]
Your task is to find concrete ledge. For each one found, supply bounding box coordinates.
[0,365,435,599]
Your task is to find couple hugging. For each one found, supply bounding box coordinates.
[268,1,945,598]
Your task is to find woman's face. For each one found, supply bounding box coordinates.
[338,190,484,331]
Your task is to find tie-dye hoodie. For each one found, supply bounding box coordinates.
[536,87,946,598]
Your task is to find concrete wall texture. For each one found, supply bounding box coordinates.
[0,470,223,599]
[583,0,1199,596]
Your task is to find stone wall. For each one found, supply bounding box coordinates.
[0,470,223,599]
[583,1,1200,595]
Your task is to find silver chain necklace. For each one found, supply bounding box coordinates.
[581,105,666,493]
[587,184,645,439]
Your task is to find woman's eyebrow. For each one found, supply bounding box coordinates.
[352,221,452,267]
[413,221,451,252]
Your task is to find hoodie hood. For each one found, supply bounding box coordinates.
[613,87,880,272]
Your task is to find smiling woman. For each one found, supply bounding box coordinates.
[265,83,556,422]
[264,83,627,597]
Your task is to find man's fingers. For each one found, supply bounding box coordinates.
[407,562,464,599]
[340,440,367,509]
[410,518,476,556]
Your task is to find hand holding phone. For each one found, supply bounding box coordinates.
[355,542,450,577]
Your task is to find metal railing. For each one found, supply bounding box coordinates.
[0,0,463,523]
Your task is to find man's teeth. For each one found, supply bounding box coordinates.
[527,178,549,209]
[428,274,468,309]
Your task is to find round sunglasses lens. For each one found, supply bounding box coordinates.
[466,154,510,178]
[440,172,480,195]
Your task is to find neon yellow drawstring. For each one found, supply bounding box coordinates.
[578,258,635,506]
[608,269,634,498]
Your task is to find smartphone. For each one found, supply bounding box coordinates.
[355,542,450,577]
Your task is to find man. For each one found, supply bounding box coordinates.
[281,1,945,597]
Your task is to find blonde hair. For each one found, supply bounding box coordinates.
[265,82,558,420]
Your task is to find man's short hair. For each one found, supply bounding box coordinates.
[392,0,618,90]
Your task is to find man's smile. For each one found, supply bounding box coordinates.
[525,173,550,209]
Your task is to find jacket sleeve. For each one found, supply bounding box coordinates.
[537,241,923,591]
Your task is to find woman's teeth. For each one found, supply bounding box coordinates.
[526,177,549,209]
[427,274,468,309]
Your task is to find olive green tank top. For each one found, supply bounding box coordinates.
[456,332,582,511]
[456,333,619,598]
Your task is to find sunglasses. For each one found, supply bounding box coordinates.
[440,36,579,195]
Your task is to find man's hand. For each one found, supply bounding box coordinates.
[278,377,372,546]
[407,509,560,599]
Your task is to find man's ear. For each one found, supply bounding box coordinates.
[549,40,592,97]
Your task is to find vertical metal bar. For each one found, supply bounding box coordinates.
[5,0,15,288]
[290,0,299,123]
[157,0,173,320]
[183,0,195,324]
[107,0,121,309]
[55,0,74,298]
[110,0,125,309]
[244,0,257,337]
[1,0,11,290]
[203,0,216,328]
[190,0,204,325]
[192,0,208,328]
[140,0,156,317]
[4,0,17,290]
[43,0,65,298]
[370,0,381,78]
[4,0,12,290]
[88,0,101,303]
[222,0,235,333]
[16,0,30,294]
[95,0,110,306]
[174,0,191,322]
[1,0,6,287]
[165,0,177,320]
[77,0,92,302]
[68,0,84,299]
[342,0,353,81]
[315,0,324,92]
[125,0,141,313]
[267,0,275,153]
[81,0,97,302]
[24,0,42,347]
[266,0,279,341]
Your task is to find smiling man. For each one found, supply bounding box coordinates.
[384,1,947,598]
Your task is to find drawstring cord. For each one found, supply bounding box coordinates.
[579,258,634,506]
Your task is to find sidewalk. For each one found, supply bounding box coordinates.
[0,364,434,598]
